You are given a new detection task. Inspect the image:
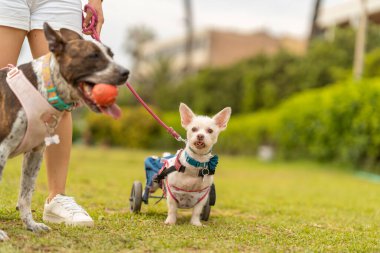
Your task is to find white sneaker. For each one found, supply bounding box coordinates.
[43,194,94,227]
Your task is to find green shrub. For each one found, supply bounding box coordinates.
[215,78,380,172]
[85,106,161,148]
[364,48,380,78]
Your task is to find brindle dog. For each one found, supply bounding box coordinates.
[0,23,129,240]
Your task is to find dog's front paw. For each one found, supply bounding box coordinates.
[190,220,203,227]
[164,217,176,225]
[26,222,51,233]
[0,230,9,241]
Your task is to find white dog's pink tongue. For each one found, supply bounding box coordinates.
[100,104,121,119]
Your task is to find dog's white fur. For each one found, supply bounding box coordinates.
[164,103,231,226]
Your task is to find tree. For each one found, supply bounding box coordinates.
[124,25,155,73]
[183,0,194,74]
[353,0,368,80]
[309,0,323,43]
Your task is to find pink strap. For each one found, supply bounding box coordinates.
[195,187,210,205]
[165,178,210,207]
[125,82,184,142]
[6,67,63,157]
[165,179,179,203]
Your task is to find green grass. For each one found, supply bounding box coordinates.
[1,146,380,252]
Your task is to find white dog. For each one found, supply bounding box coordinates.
[152,103,231,226]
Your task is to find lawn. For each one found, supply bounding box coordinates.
[0,146,380,252]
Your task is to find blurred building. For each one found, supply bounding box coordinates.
[317,0,380,30]
[137,29,305,74]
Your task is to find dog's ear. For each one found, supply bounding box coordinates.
[212,107,231,131]
[43,23,66,56]
[179,103,195,128]
[60,28,83,41]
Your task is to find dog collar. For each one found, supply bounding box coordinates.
[42,54,75,111]
[154,150,218,183]
[189,146,213,156]
[184,150,218,173]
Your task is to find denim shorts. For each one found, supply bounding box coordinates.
[0,0,82,33]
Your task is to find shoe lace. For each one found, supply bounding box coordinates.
[56,196,87,215]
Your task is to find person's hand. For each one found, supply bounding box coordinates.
[83,0,104,36]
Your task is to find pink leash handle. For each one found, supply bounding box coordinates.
[82,4,101,42]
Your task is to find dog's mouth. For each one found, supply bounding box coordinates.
[78,82,121,119]
[194,141,206,149]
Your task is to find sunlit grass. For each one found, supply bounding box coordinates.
[0,146,379,252]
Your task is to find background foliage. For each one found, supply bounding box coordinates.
[219,78,380,172]
[77,25,380,173]
[115,25,380,114]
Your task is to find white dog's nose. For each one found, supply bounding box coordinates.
[197,134,204,141]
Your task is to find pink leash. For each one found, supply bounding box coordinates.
[82,4,101,42]
[82,5,185,143]
[125,82,185,142]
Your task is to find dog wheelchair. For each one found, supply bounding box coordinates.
[129,154,216,221]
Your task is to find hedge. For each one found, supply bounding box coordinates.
[84,106,162,148]
[217,78,380,171]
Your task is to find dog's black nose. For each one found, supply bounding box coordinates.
[120,69,129,80]
[197,134,204,141]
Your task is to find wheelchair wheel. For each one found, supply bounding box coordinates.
[200,197,211,221]
[209,183,216,206]
[129,181,142,213]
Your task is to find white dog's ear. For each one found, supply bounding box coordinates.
[213,107,231,131]
[179,103,195,128]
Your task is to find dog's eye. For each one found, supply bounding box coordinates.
[191,127,198,132]
[88,52,100,59]
[107,48,114,58]
[207,128,214,134]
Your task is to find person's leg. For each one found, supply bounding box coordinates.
[28,30,93,226]
[44,113,72,200]
[28,30,72,201]
[0,26,26,67]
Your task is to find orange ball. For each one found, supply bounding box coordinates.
[92,83,118,106]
